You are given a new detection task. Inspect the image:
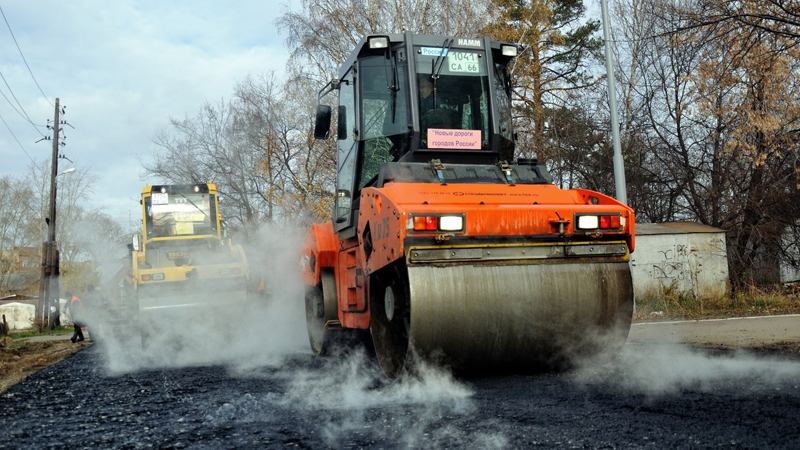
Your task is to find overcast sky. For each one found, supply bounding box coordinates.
[0,1,290,229]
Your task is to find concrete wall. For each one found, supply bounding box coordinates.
[0,302,36,330]
[781,234,800,284]
[782,264,800,285]
[631,222,729,299]
[0,298,74,330]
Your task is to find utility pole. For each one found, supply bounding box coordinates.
[601,0,628,205]
[38,98,60,330]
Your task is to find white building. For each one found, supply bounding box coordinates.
[779,232,800,285]
[631,222,729,299]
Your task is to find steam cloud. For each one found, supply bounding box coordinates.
[279,347,508,449]
[575,342,800,397]
[88,225,308,374]
[84,225,509,448]
[77,225,800,447]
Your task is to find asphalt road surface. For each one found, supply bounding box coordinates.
[2,317,799,449]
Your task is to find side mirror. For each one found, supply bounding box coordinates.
[314,105,332,139]
[132,234,140,252]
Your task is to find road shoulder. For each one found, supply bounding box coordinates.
[0,335,91,394]
[629,314,800,354]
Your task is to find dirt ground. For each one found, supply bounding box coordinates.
[0,336,91,394]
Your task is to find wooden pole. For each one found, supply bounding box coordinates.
[38,98,60,329]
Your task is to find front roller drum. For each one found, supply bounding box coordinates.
[370,261,633,378]
[305,269,339,355]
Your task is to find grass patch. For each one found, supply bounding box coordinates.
[634,284,800,321]
[8,326,73,340]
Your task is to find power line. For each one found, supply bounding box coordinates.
[0,71,46,136]
[0,4,49,142]
[0,4,52,107]
[0,109,36,165]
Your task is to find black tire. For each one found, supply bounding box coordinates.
[369,263,411,379]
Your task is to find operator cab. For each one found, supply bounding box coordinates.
[314,32,539,237]
[315,33,517,163]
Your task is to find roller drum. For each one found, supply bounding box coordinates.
[377,261,633,375]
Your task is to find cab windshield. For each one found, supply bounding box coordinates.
[358,55,409,188]
[415,47,491,150]
[145,192,216,238]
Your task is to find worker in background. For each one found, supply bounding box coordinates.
[65,291,85,343]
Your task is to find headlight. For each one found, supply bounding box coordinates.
[577,215,599,230]
[575,214,622,231]
[368,36,389,49]
[439,216,463,231]
[409,214,465,232]
[501,45,518,57]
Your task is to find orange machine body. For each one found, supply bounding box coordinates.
[301,181,635,331]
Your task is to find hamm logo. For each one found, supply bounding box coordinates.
[458,38,481,47]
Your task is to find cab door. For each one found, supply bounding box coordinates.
[335,69,358,239]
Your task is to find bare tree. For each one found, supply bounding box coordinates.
[0,159,126,295]
[231,73,336,224]
[609,0,800,288]
[679,0,800,40]
[0,175,37,292]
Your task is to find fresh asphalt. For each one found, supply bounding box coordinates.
[1,316,798,449]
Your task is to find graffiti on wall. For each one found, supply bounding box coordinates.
[649,244,690,286]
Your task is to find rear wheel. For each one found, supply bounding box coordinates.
[305,270,338,355]
[369,263,411,378]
